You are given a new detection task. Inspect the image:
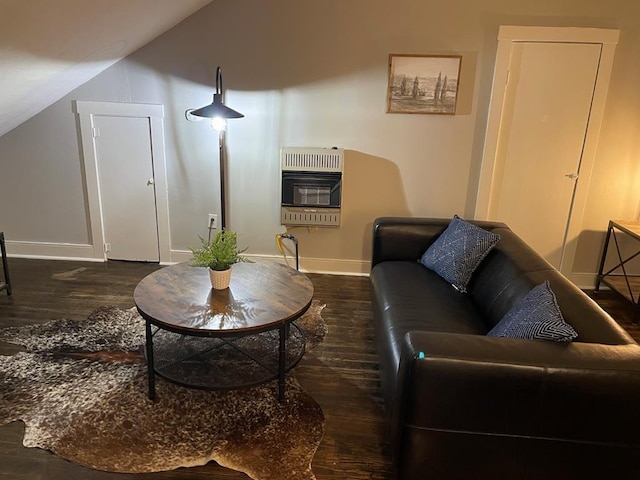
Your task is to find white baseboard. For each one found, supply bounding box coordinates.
[168,249,192,264]
[4,240,103,262]
[3,241,371,276]
[171,250,370,276]
[297,257,370,276]
[3,242,602,284]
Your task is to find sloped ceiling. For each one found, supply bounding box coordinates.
[0,0,213,138]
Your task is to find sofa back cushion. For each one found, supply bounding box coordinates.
[469,228,635,345]
[371,217,506,267]
[468,228,552,324]
[372,218,452,267]
[537,270,635,345]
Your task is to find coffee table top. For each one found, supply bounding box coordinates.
[134,262,314,334]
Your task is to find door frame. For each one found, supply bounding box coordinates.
[475,26,619,275]
[74,101,171,263]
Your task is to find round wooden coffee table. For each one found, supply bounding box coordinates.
[134,261,314,401]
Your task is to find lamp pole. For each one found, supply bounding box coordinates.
[218,130,227,229]
[187,66,243,232]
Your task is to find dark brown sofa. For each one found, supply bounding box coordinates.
[370,217,640,479]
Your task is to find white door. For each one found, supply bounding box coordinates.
[94,115,160,262]
[493,42,601,268]
[476,26,619,276]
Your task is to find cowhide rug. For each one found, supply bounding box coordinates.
[0,301,327,479]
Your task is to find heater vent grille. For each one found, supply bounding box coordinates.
[281,207,340,227]
[281,147,343,172]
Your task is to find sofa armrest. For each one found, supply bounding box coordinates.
[371,217,507,267]
[390,330,640,451]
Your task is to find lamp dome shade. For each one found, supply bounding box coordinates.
[190,93,244,119]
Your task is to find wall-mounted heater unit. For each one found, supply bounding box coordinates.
[280,147,344,227]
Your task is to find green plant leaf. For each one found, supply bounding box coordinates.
[188,230,248,271]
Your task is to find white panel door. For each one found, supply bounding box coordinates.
[492,42,601,268]
[94,115,159,262]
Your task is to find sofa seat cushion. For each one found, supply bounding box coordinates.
[371,261,489,409]
[371,262,487,363]
[372,261,489,333]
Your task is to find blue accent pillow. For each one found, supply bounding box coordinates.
[420,215,500,292]
[487,281,578,342]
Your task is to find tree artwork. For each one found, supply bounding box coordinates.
[387,55,462,114]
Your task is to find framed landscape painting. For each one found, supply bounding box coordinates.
[387,54,462,115]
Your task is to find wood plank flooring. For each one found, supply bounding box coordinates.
[0,258,638,480]
[0,259,391,480]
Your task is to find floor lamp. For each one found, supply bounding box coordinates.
[188,66,244,230]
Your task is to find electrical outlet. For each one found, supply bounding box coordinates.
[208,214,218,230]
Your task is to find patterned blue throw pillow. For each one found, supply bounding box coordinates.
[487,281,578,342]
[420,215,500,292]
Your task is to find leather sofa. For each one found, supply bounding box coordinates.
[370,217,640,479]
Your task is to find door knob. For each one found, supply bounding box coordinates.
[564,173,578,180]
[147,179,155,186]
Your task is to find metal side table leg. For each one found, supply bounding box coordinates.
[278,324,286,402]
[594,221,613,294]
[0,232,11,296]
[145,319,156,400]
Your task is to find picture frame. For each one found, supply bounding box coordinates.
[386,54,462,115]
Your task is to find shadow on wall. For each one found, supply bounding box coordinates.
[506,227,605,286]
[574,227,640,278]
[282,150,411,270]
[573,229,607,276]
[128,2,386,94]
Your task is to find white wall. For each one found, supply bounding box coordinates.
[1,0,640,280]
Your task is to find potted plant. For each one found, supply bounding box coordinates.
[189,230,248,289]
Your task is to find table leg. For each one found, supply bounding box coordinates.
[0,232,11,296]
[595,221,613,293]
[145,319,156,400]
[278,324,286,402]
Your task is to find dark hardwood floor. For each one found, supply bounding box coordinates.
[1,258,639,480]
[0,259,391,480]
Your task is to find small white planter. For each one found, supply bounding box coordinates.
[209,268,232,290]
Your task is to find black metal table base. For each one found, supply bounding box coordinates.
[0,232,11,296]
[595,220,640,324]
[144,321,305,402]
